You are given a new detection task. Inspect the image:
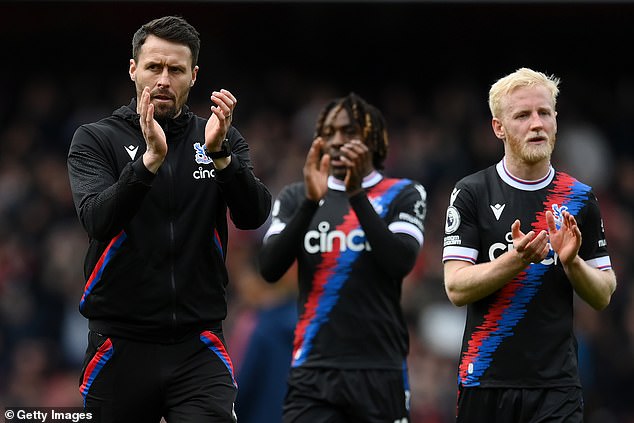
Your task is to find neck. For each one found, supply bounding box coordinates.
[503,156,551,181]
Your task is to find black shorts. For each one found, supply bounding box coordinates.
[79,330,237,423]
[456,385,583,423]
[283,366,411,423]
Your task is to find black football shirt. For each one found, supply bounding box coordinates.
[443,159,612,388]
[264,171,427,370]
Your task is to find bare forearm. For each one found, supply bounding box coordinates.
[444,249,528,306]
[564,257,616,310]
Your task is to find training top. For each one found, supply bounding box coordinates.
[259,171,427,370]
[67,99,271,343]
[442,159,612,388]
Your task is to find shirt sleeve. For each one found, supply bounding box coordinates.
[67,124,154,241]
[258,184,319,282]
[349,182,425,280]
[214,128,272,230]
[578,190,612,270]
[442,183,480,264]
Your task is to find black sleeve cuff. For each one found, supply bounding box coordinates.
[131,158,156,186]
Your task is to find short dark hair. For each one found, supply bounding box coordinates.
[132,16,200,69]
[314,92,389,170]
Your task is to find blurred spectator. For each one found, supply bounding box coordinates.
[232,262,297,423]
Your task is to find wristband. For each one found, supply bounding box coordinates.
[205,139,231,159]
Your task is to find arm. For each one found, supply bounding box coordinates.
[67,128,156,242]
[214,140,272,230]
[342,138,423,278]
[67,88,166,241]
[204,89,271,229]
[547,210,616,310]
[349,190,421,280]
[444,219,550,306]
[258,138,329,282]
[258,198,319,282]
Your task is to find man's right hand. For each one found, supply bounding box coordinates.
[303,137,329,202]
[511,219,550,266]
[139,87,167,173]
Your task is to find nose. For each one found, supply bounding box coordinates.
[328,129,348,147]
[529,112,544,130]
[157,67,170,87]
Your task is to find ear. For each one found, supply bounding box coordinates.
[491,117,505,140]
[129,59,136,81]
[190,65,199,87]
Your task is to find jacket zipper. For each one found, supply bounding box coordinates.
[164,122,178,332]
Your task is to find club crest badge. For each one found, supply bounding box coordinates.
[194,142,212,165]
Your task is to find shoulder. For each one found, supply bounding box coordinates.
[72,115,124,146]
[281,181,305,194]
[446,166,498,211]
[457,166,496,189]
[375,176,427,196]
[387,177,428,204]
[553,170,592,193]
[276,181,306,203]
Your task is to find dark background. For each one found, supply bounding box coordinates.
[4,1,634,123]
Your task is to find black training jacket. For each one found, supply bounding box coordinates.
[67,99,271,342]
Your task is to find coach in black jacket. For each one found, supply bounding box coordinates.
[67,16,271,423]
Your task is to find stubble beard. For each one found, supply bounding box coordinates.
[150,86,190,120]
[152,102,178,120]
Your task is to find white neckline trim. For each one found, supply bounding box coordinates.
[496,158,554,191]
[327,170,383,191]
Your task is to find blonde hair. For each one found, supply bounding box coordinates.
[488,68,560,118]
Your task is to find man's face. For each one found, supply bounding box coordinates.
[320,108,364,180]
[129,34,198,120]
[493,85,557,165]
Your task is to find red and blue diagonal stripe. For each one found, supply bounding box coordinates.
[292,178,410,366]
[200,331,237,387]
[458,172,590,386]
[213,228,224,258]
[535,172,591,232]
[79,338,114,406]
[79,231,127,311]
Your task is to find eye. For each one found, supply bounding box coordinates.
[344,126,359,137]
[321,127,333,137]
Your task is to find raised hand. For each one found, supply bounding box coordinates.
[340,139,372,195]
[205,89,236,151]
[511,219,550,265]
[139,87,167,173]
[546,210,582,266]
[303,137,330,202]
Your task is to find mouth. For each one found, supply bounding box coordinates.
[329,155,345,168]
[151,92,175,103]
[528,135,547,144]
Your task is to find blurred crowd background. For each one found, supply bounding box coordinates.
[1,1,633,422]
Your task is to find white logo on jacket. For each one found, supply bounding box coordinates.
[193,142,216,179]
[125,145,138,160]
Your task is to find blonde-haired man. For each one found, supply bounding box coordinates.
[442,67,616,422]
